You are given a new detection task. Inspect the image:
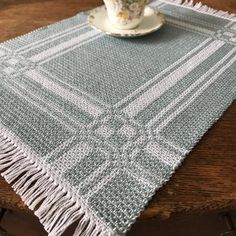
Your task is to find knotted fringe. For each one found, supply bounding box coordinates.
[161,0,236,21]
[0,133,114,236]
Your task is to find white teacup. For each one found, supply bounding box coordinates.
[103,0,147,30]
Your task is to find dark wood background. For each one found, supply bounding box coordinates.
[0,0,236,222]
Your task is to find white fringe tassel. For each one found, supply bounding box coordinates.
[0,133,114,236]
[161,0,236,21]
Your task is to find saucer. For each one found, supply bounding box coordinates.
[88,6,165,38]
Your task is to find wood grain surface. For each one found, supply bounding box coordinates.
[0,0,236,221]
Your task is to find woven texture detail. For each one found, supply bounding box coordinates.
[0,0,236,235]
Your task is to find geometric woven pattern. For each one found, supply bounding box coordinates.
[0,0,236,235]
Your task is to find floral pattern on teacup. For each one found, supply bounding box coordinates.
[114,0,146,25]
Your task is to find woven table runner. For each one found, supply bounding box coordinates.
[0,0,236,235]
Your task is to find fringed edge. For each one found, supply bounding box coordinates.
[160,0,236,22]
[0,132,115,236]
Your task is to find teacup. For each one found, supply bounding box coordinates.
[103,0,147,30]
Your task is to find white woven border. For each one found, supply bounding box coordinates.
[160,0,236,21]
[0,127,115,236]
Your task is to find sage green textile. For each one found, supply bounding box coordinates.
[0,0,236,235]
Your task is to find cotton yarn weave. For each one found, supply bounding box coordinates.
[0,0,236,235]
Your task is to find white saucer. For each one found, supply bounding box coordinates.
[88,6,165,38]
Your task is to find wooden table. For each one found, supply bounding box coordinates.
[0,0,236,223]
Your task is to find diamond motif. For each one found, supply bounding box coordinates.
[215,29,236,44]
[96,125,114,139]
[6,58,19,65]
[223,31,234,37]
[3,67,15,75]
[118,124,136,140]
